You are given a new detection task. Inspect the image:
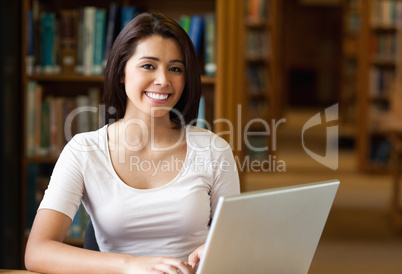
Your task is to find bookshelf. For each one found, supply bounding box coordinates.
[20,0,245,250]
[242,0,282,166]
[357,0,401,172]
[340,0,360,127]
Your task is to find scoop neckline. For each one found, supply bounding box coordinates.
[103,124,190,192]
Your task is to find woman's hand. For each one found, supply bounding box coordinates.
[188,244,205,270]
[125,255,195,274]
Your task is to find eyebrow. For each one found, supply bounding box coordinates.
[139,56,184,64]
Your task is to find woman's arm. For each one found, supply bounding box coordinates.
[25,209,194,274]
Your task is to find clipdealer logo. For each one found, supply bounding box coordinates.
[63,103,339,172]
[301,103,338,170]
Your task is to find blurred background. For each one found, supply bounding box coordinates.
[1,0,402,272]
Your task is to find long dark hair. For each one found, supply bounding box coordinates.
[103,11,201,126]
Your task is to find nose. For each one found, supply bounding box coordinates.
[154,69,171,87]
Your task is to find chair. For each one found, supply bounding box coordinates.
[83,219,100,251]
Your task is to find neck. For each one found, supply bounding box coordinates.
[115,114,183,151]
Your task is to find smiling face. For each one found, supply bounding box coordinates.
[122,35,186,121]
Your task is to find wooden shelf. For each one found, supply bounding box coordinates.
[200,75,216,84]
[246,57,270,64]
[245,20,271,29]
[242,0,281,166]
[370,60,396,67]
[27,74,104,82]
[371,25,397,32]
[356,0,402,172]
[370,93,390,101]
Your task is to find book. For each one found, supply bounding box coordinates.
[246,29,269,60]
[63,98,77,142]
[246,0,267,24]
[371,0,398,27]
[82,7,96,75]
[26,81,37,157]
[189,15,204,55]
[93,9,107,75]
[59,10,78,74]
[55,98,66,155]
[76,7,84,74]
[103,2,119,68]
[369,67,395,96]
[49,97,57,156]
[26,164,39,229]
[32,0,42,74]
[53,15,61,74]
[40,96,51,156]
[49,97,65,157]
[203,13,216,77]
[179,15,191,34]
[40,12,56,74]
[34,84,43,156]
[196,95,206,128]
[121,6,136,29]
[26,10,35,75]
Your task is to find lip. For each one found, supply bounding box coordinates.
[144,91,171,104]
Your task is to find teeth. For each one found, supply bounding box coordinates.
[146,92,168,100]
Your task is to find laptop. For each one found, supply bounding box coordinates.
[196,180,340,274]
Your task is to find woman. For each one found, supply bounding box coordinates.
[25,11,240,273]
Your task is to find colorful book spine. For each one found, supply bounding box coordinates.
[196,95,206,128]
[48,97,65,157]
[49,97,57,156]
[76,7,84,74]
[121,6,136,29]
[189,15,204,55]
[34,84,43,156]
[59,10,78,74]
[26,10,35,75]
[63,98,77,142]
[246,0,267,23]
[40,97,51,156]
[26,164,39,229]
[32,0,42,74]
[76,95,91,133]
[82,6,96,75]
[103,2,119,67]
[203,13,216,77]
[372,0,398,26]
[179,15,191,34]
[40,12,56,74]
[26,81,37,157]
[93,9,106,75]
[53,16,61,74]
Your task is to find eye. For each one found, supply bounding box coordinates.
[141,64,155,70]
[169,67,183,73]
